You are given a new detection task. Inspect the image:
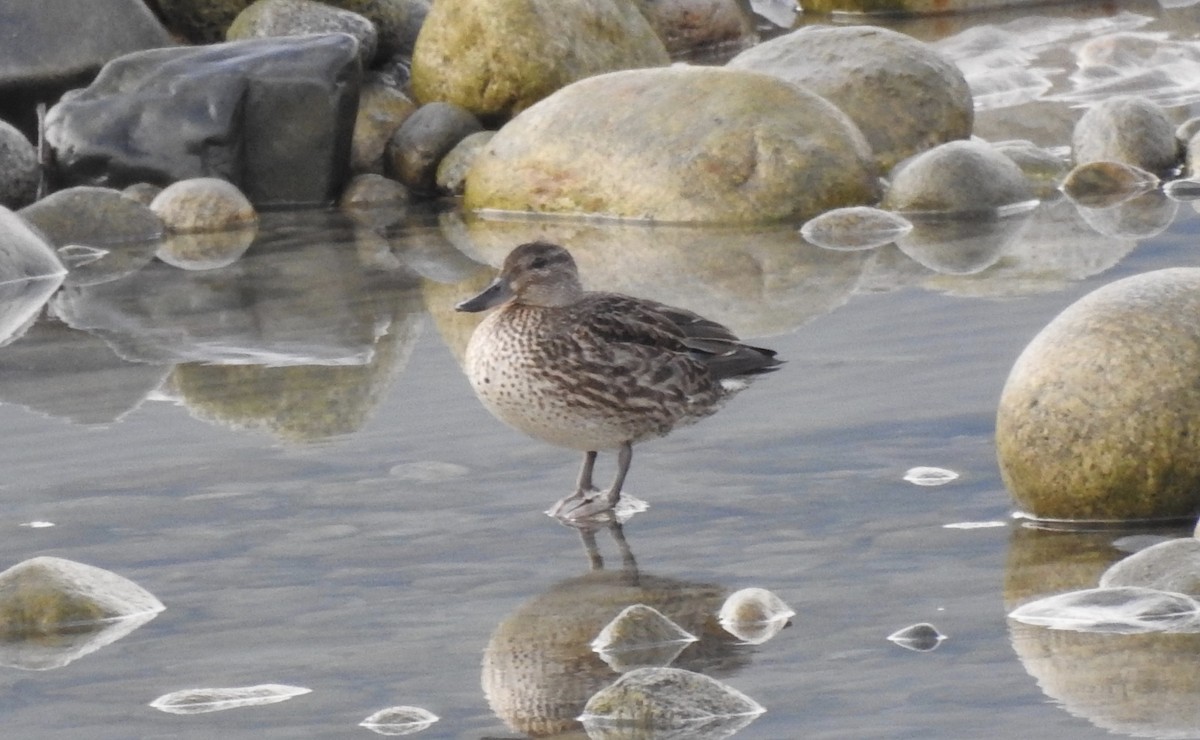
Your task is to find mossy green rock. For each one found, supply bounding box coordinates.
[410,0,668,121]
[464,66,880,223]
[997,268,1200,522]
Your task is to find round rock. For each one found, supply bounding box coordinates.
[19,186,164,247]
[997,268,1200,522]
[410,0,668,122]
[464,65,880,223]
[385,102,483,196]
[436,130,495,196]
[1072,96,1180,175]
[883,140,1035,213]
[0,121,38,209]
[352,78,418,175]
[228,0,379,66]
[149,178,258,233]
[728,25,972,172]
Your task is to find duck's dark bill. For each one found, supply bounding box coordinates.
[455,278,514,312]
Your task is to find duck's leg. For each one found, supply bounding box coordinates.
[551,443,633,521]
[547,451,599,518]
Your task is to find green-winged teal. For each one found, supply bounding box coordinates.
[456,241,780,520]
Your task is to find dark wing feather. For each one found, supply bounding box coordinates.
[562,293,781,383]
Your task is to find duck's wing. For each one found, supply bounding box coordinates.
[563,294,781,382]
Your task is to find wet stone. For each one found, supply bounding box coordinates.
[352,78,417,176]
[996,268,1200,521]
[1100,533,1200,597]
[149,684,311,714]
[581,666,765,738]
[0,556,165,669]
[1007,587,1200,634]
[385,102,483,196]
[887,622,946,651]
[883,140,1036,214]
[0,206,67,283]
[800,207,912,251]
[592,603,697,671]
[359,705,439,735]
[1060,161,1159,208]
[19,186,164,249]
[994,140,1071,198]
[150,178,258,233]
[718,587,794,645]
[1071,96,1180,176]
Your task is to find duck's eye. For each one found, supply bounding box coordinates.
[530,257,548,269]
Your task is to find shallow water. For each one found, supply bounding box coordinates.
[6,3,1200,739]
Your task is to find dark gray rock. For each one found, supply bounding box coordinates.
[385,102,482,196]
[0,121,38,209]
[0,0,173,136]
[44,34,362,208]
[18,186,164,248]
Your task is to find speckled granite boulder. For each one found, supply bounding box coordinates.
[883,140,1035,213]
[410,0,669,122]
[997,268,1200,522]
[1072,97,1180,176]
[464,66,880,223]
[728,25,971,172]
[44,34,361,208]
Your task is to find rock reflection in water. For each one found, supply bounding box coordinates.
[482,524,750,738]
[1004,524,1200,738]
[439,210,872,339]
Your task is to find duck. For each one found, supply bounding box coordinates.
[455,241,780,520]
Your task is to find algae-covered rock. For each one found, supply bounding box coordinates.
[410,0,668,121]
[464,65,879,223]
[997,268,1200,522]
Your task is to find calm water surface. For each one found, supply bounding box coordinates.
[5,4,1200,739]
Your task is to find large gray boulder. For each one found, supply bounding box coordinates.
[997,268,1200,522]
[728,26,972,172]
[410,0,669,122]
[464,66,880,223]
[0,0,172,135]
[44,34,361,208]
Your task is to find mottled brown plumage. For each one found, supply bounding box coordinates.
[456,241,780,520]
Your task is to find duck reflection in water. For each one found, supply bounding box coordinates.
[482,519,754,739]
[456,241,781,521]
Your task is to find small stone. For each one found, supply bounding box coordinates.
[359,705,439,735]
[883,140,1036,214]
[150,178,258,233]
[1072,96,1180,175]
[800,207,912,251]
[149,684,311,714]
[352,78,418,176]
[1061,161,1158,208]
[592,604,697,670]
[887,622,946,651]
[435,131,495,196]
[1007,587,1200,634]
[385,102,482,196]
[581,666,764,735]
[340,174,410,210]
[718,587,794,644]
[1100,534,1200,597]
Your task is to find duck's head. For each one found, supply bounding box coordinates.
[455,241,584,312]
